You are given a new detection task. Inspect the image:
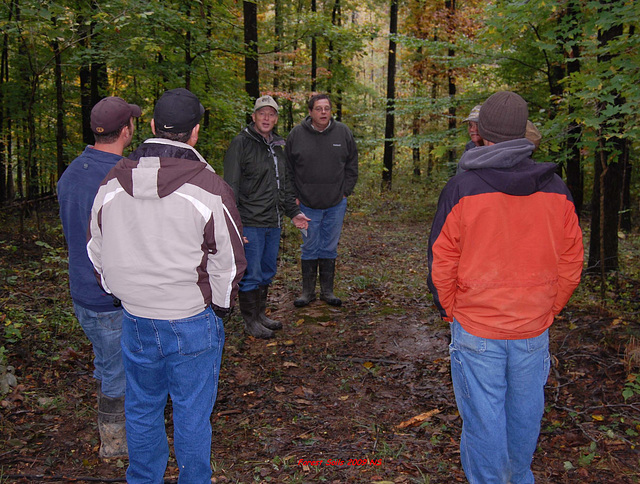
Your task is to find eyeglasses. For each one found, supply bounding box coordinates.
[313,106,331,113]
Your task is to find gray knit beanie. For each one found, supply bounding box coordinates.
[478,91,528,143]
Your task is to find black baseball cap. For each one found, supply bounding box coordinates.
[91,97,141,134]
[153,88,204,133]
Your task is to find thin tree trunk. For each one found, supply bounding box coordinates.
[445,0,457,176]
[381,0,397,192]
[311,0,317,92]
[587,2,623,274]
[53,39,66,179]
[273,0,282,91]
[243,0,259,124]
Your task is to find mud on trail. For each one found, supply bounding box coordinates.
[1,200,639,483]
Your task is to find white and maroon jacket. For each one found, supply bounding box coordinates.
[87,138,246,320]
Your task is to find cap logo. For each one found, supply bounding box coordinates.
[96,127,104,133]
[163,125,174,129]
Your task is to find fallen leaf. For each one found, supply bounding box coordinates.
[283,362,298,368]
[396,409,441,429]
[274,385,285,393]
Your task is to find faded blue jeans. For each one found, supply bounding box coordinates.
[300,197,347,260]
[449,319,551,484]
[72,302,125,398]
[239,226,281,292]
[121,306,225,484]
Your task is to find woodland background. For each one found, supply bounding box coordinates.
[0,1,640,482]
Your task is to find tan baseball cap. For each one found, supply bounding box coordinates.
[253,95,279,114]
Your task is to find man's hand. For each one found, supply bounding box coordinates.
[292,213,310,230]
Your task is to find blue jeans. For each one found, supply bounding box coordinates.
[121,307,225,484]
[72,302,125,398]
[449,319,550,484]
[240,226,281,292]
[300,198,347,260]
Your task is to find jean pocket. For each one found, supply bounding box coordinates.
[96,310,123,331]
[170,311,213,357]
[122,312,143,354]
[451,320,486,353]
[526,329,549,353]
[449,349,471,399]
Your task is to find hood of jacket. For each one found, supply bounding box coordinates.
[458,138,557,196]
[300,115,335,134]
[242,123,285,147]
[114,138,213,200]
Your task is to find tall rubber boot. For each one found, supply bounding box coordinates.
[258,285,282,330]
[318,258,342,306]
[239,289,274,339]
[97,389,128,459]
[294,259,318,307]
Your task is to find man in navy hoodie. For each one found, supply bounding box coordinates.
[57,96,140,459]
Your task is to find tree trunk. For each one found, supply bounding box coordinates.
[412,112,421,179]
[381,0,397,192]
[243,0,260,124]
[53,39,66,179]
[329,0,343,119]
[445,0,457,176]
[311,0,317,92]
[273,0,282,91]
[587,7,624,273]
[562,0,583,215]
[0,2,9,203]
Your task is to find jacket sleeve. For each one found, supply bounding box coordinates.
[86,184,112,295]
[284,130,299,198]
[281,148,302,219]
[427,182,459,321]
[343,128,358,197]
[222,136,243,201]
[204,176,247,310]
[552,200,583,314]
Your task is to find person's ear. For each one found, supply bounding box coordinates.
[188,124,200,146]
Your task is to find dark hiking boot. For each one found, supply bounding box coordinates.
[258,285,282,330]
[294,259,318,307]
[239,289,274,339]
[97,389,128,459]
[318,258,342,306]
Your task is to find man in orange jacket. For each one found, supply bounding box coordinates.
[428,91,583,483]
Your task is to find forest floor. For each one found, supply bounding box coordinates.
[1,179,639,483]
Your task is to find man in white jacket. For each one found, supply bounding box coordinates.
[88,88,246,483]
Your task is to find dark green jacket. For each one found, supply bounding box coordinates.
[223,124,300,228]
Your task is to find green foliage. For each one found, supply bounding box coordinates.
[622,374,640,401]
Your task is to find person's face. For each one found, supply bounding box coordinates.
[252,107,278,138]
[309,99,331,131]
[468,121,482,146]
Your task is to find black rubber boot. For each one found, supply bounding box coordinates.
[294,259,318,307]
[318,258,342,306]
[97,389,128,459]
[239,289,274,339]
[258,285,282,330]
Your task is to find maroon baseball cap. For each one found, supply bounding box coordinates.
[91,97,142,135]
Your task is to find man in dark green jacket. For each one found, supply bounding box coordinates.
[285,93,358,307]
[224,95,309,339]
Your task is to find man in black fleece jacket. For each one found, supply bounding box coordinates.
[285,94,358,307]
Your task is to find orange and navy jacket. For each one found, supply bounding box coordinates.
[427,139,583,340]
